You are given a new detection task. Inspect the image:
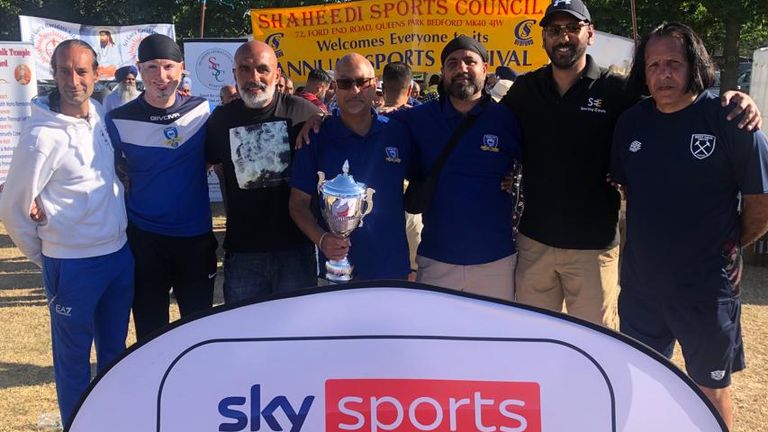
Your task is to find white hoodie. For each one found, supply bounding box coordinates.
[0,96,127,267]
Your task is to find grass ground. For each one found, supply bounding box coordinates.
[0,204,765,431]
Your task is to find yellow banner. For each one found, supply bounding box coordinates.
[251,0,549,81]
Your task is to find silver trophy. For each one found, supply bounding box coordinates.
[317,160,375,282]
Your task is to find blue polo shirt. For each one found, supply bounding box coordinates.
[611,91,768,301]
[290,112,411,280]
[392,96,522,265]
[106,95,212,237]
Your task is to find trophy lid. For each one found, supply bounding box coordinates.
[320,160,367,197]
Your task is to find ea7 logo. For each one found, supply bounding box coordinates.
[54,304,72,317]
[690,134,716,160]
[218,384,314,431]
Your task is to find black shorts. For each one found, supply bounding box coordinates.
[619,290,745,389]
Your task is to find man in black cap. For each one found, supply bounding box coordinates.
[500,0,761,328]
[105,33,217,341]
[104,65,139,112]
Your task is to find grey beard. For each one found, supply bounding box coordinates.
[239,85,275,109]
[119,84,139,103]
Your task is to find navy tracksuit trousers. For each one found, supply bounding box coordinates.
[42,244,134,428]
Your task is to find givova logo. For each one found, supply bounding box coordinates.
[217,379,542,432]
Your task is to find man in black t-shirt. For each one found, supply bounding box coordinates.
[206,41,321,303]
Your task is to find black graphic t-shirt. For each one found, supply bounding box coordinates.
[206,92,321,252]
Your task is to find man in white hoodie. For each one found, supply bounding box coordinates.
[0,40,133,428]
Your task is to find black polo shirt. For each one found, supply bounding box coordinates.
[500,55,636,249]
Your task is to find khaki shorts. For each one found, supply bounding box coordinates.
[515,233,619,328]
[416,254,516,301]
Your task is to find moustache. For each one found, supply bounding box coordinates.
[243,82,267,91]
[451,74,472,84]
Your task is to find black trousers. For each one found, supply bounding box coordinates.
[127,223,218,341]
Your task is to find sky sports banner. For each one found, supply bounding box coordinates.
[68,284,726,432]
[18,16,175,81]
[250,0,549,81]
[0,42,36,185]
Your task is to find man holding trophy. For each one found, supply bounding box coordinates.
[289,53,412,281]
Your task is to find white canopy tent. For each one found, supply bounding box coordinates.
[750,47,768,126]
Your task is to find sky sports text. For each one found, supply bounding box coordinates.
[218,379,541,432]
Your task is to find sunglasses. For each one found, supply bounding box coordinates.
[336,77,376,90]
[544,22,589,38]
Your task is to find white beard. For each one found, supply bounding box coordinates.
[239,85,275,109]
[119,83,139,103]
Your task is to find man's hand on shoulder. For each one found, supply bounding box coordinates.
[721,91,762,131]
[295,112,328,150]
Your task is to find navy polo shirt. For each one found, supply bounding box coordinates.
[290,112,411,280]
[394,96,522,265]
[611,91,768,301]
[501,55,635,249]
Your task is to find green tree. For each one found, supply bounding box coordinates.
[590,0,768,91]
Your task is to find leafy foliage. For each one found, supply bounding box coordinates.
[1,0,766,89]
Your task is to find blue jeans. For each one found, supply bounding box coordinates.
[223,245,317,304]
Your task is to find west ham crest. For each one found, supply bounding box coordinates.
[481,134,500,152]
[690,134,716,160]
[385,146,401,163]
[164,126,181,148]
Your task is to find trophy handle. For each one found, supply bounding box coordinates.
[358,187,375,227]
[317,171,326,196]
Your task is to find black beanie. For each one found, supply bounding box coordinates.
[440,35,488,65]
[138,34,183,63]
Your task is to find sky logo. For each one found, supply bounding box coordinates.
[218,384,314,432]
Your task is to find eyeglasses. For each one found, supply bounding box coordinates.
[336,77,376,90]
[544,22,589,38]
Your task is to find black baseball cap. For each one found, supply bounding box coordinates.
[540,0,592,27]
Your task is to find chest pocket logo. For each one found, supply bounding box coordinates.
[163,126,182,148]
[690,134,716,160]
[481,134,500,152]
[385,146,401,163]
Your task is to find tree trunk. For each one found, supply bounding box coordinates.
[721,15,742,92]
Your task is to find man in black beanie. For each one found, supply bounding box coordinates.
[105,33,217,341]
[388,35,523,299]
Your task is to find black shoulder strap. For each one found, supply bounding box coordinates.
[427,112,479,179]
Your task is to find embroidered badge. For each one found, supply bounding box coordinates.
[690,134,716,160]
[629,140,642,153]
[163,126,182,148]
[385,146,401,163]
[480,134,500,152]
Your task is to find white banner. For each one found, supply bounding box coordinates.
[183,39,246,106]
[19,16,175,81]
[0,42,37,185]
[68,284,726,432]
